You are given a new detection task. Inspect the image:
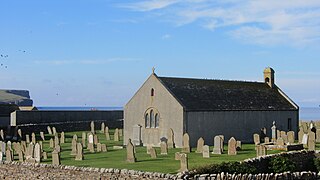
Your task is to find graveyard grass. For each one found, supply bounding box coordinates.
[37,130,284,174]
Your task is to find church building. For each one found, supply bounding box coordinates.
[124,67,299,147]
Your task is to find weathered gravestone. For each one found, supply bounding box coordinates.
[75,143,83,160]
[202,145,210,158]
[0,152,2,162]
[126,139,136,163]
[276,137,285,146]
[55,145,61,153]
[146,144,152,154]
[40,132,45,141]
[236,141,242,151]
[298,129,304,143]
[160,141,168,155]
[49,138,54,148]
[82,132,86,148]
[264,137,270,143]
[228,137,237,155]
[34,143,41,163]
[101,144,107,152]
[0,130,4,140]
[105,126,110,140]
[182,133,191,153]
[25,143,34,160]
[42,152,47,160]
[88,133,94,153]
[90,121,95,133]
[114,128,119,141]
[52,149,60,165]
[282,134,288,144]
[47,126,52,135]
[212,136,223,154]
[5,149,12,162]
[52,127,57,135]
[179,153,188,172]
[101,122,105,133]
[287,131,295,144]
[150,147,157,158]
[94,134,99,145]
[253,134,260,145]
[18,149,24,162]
[302,134,308,148]
[256,145,267,157]
[54,134,60,148]
[196,137,204,153]
[167,128,175,148]
[71,138,77,155]
[219,135,224,152]
[280,131,286,138]
[308,131,316,151]
[60,132,65,144]
[97,143,102,152]
[26,134,30,144]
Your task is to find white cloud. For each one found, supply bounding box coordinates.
[161,34,171,39]
[121,0,320,46]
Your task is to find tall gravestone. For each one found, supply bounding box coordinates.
[228,137,237,155]
[47,126,52,135]
[287,131,295,144]
[212,136,222,154]
[34,143,41,163]
[179,153,188,172]
[40,132,45,141]
[49,138,54,148]
[60,132,65,144]
[94,134,99,145]
[26,134,30,144]
[308,131,316,151]
[52,127,57,135]
[298,129,304,143]
[196,137,204,153]
[52,149,60,165]
[167,128,175,148]
[75,143,83,160]
[253,134,260,145]
[182,133,190,153]
[90,121,95,133]
[126,139,136,163]
[88,133,94,153]
[105,126,110,140]
[150,147,157,158]
[5,149,12,162]
[71,138,77,155]
[82,132,86,148]
[101,122,105,133]
[114,128,119,141]
[132,125,142,146]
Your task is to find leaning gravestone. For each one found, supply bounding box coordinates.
[160,141,168,155]
[253,134,260,145]
[60,132,65,144]
[0,130,3,140]
[105,126,110,140]
[75,143,83,160]
[212,136,222,154]
[101,122,105,133]
[34,143,41,163]
[52,149,60,165]
[17,129,22,138]
[308,131,316,151]
[90,121,95,133]
[287,131,295,144]
[40,132,45,141]
[167,128,175,148]
[114,128,119,141]
[228,137,237,155]
[179,153,188,172]
[196,137,204,153]
[182,133,191,153]
[126,139,136,163]
[150,147,157,158]
[202,145,210,158]
[52,127,57,135]
[47,126,52,135]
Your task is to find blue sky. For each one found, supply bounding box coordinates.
[0,0,319,107]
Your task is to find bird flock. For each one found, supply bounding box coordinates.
[0,50,27,69]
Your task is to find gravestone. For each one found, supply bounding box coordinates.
[146,144,152,154]
[228,137,237,155]
[264,137,270,143]
[94,134,99,145]
[90,121,95,133]
[71,139,77,155]
[73,134,78,142]
[175,152,181,160]
[52,127,57,135]
[119,129,123,137]
[0,153,2,162]
[276,138,285,146]
[82,132,86,148]
[97,143,102,152]
[179,153,188,172]
[54,134,59,147]
[52,150,60,165]
[26,134,30,144]
[253,134,260,145]
[34,143,41,163]
[167,128,175,148]
[5,149,12,162]
[42,152,47,160]
[280,131,286,138]
[88,133,94,153]
[182,133,191,153]
[25,143,34,159]
[308,131,316,151]
[101,122,105,133]
[18,149,24,162]
[271,121,277,142]
[105,126,110,140]
[317,129,320,143]
[18,129,22,138]
[256,145,267,157]
[60,132,65,144]
[75,143,83,160]
[126,139,136,163]
[160,141,168,155]
[219,135,224,153]
[302,134,308,146]
[131,124,142,146]
[298,129,304,143]
[114,128,119,141]
[49,138,54,148]
[47,126,52,135]
[277,130,281,140]
[0,130,3,140]
[39,141,43,150]
[150,147,157,158]
[236,141,242,151]
[40,132,45,141]
[287,131,295,144]
[212,136,223,154]
[101,144,107,152]
[55,145,61,153]
[202,145,210,158]
[196,137,204,153]
[282,134,288,144]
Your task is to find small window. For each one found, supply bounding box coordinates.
[288,118,292,131]
[265,77,270,83]
[145,113,150,128]
[155,113,159,128]
[151,88,154,96]
[150,110,155,128]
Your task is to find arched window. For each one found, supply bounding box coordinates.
[150,110,155,128]
[265,77,270,83]
[151,88,154,96]
[145,113,150,128]
[155,113,159,128]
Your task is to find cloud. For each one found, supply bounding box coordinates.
[161,34,171,39]
[121,0,320,46]
[33,58,141,65]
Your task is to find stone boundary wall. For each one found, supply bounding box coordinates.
[10,110,123,133]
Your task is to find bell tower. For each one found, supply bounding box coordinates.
[264,67,275,88]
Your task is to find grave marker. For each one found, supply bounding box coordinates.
[212,136,223,154]
[202,145,210,158]
[182,133,190,153]
[167,128,175,148]
[196,137,204,153]
[126,139,136,163]
[228,137,237,155]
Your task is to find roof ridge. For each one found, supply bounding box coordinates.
[158,76,263,84]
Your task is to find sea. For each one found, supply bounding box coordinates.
[37,106,320,121]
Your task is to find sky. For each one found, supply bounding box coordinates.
[0,0,319,107]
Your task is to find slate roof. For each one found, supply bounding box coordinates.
[158,76,297,111]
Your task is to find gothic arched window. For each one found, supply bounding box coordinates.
[155,113,159,128]
[145,113,150,128]
[150,110,155,128]
[151,88,154,96]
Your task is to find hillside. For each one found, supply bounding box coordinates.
[0,90,33,106]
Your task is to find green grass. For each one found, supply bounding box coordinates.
[29,130,284,174]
